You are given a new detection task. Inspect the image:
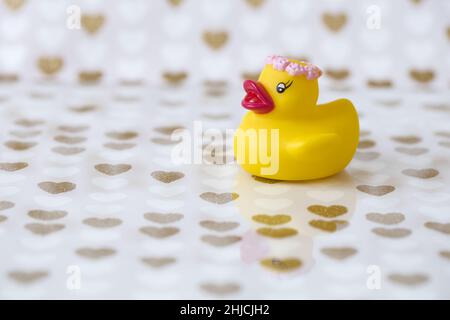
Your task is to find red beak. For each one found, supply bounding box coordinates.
[241,80,274,114]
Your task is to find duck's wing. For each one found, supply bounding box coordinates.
[286,133,342,161]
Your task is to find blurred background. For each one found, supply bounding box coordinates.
[0,0,449,89]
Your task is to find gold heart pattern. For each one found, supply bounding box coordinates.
[366,212,405,225]
[37,57,63,76]
[151,171,184,183]
[95,164,132,176]
[0,162,28,171]
[4,0,26,11]
[200,192,239,204]
[203,31,229,50]
[322,13,347,32]
[307,205,348,218]
[81,14,105,35]
[321,247,357,260]
[0,0,448,298]
[38,182,76,194]
[357,185,395,196]
[252,214,291,225]
[260,258,302,272]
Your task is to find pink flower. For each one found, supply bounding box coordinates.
[286,62,306,76]
[265,55,278,65]
[272,56,290,71]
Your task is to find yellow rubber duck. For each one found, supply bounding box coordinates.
[234,55,359,181]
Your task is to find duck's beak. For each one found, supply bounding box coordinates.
[241,80,274,114]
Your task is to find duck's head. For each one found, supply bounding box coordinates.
[242,55,322,118]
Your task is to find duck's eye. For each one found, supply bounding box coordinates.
[276,81,292,94]
[276,83,286,93]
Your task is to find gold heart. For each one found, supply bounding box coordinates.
[435,131,450,139]
[388,273,428,286]
[37,57,63,76]
[354,151,380,161]
[309,220,348,232]
[325,69,350,80]
[25,223,65,235]
[104,143,136,150]
[54,135,86,145]
[52,147,85,155]
[200,283,240,295]
[154,125,184,135]
[76,247,116,259]
[10,130,41,138]
[95,164,132,176]
[205,87,227,97]
[245,0,265,8]
[106,131,138,140]
[200,192,239,204]
[322,13,347,32]
[395,147,428,156]
[204,80,228,88]
[260,258,302,272]
[372,227,411,238]
[78,71,103,84]
[252,175,280,184]
[439,141,450,149]
[410,69,434,83]
[0,201,14,211]
[425,222,450,235]
[167,0,183,6]
[4,141,36,151]
[83,218,122,228]
[242,72,259,81]
[440,251,450,260]
[144,212,183,224]
[307,205,348,218]
[321,247,357,260]
[0,73,19,83]
[70,104,98,113]
[140,226,179,238]
[8,270,48,284]
[257,227,298,238]
[200,220,239,232]
[162,72,188,85]
[151,170,184,183]
[4,0,26,11]
[366,212,405,225]
[141,257,176,268]
[81,14,105,34]
[402,168,439,179]
[252,214,291,226]
[15,118,44,127]
[367,79,393,88]
[391,135,421,144]
[58,125,89,133]
[357,185,395,196]
[0,162,28,171]
[201,235,241,247]
[28,210,67,221]
[203,31,229,50]
[38,181,76,194]
[202,113,230,120]
[358,139,376,149]
[151,137,180,145]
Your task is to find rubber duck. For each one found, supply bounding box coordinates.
[234,55,359,181]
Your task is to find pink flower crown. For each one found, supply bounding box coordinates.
[265,55,322,80]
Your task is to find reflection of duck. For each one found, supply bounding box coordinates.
[235,55,359,180]
[234,170,357,275]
